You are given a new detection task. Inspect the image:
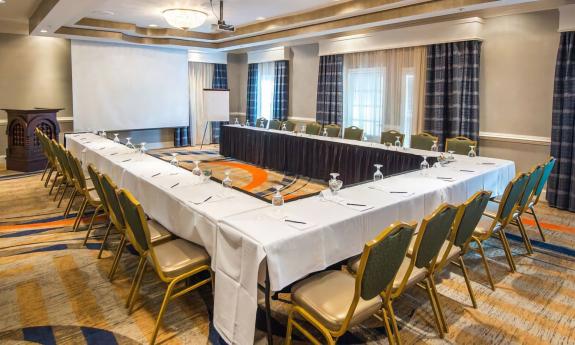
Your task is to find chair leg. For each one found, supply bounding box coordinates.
[127,257,147,313]
[53,179,66,201]
[64,190,78,218]
[57,184,70,208]
[285,309,295,345]
[472,237,495,290]
[41,162,50,181]
[44,168,54,188]
[49,174,61,195]
[73,199,88,232]
[516,217,534,254]
[97,221,114,258]
[379,308,395,345]
[498,231,516,273]
[428,277,448,334]
[108,234,126,281]
[423,279,444,338]
[458,256,477,308]
[150,280,178,345]
[86,205,103,234]
[529,207,547,242]
[385,301,401,345]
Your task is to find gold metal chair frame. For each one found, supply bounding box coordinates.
[285,221,417,345]
[381,130,405,146]
[523,157,556,242]
[445,136,477,155]
[410,132,439,151]
[343,126,364,141]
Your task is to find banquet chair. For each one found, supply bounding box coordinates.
[433,191,492,313]
[524,157,556,241]
[47,139,66,194]
[269,119,282,130]
[84,164,113,258]
[381,130,404,146]
[472,173,529,273]
[285,221,417,345]
[283,120,297,132]
[305,122,322,135]
[490,164,544,255]
[67,151,104,232]
[51,143,77,209]
[410,132,438,151]
[100,173,172,281]
[117,189,211,345]
[445,137,477,155]
[348,203,459,340]
[343,126,364,141]
[255,117,268,128]
[324,124,341,137]
[35,129,52,181]
[43,137,60,189]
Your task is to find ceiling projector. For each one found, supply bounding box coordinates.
[212,0,235,32]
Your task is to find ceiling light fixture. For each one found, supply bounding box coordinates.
[162,9,207,30]
[256,17,266,21]
[40,29,48,33]
[149,24,158,27]
[0,0,6,4]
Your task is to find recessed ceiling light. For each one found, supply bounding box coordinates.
[149,24,158,27]
[40,29,48,33]
[0,0,6,4]
[256,17,266,21]
[91,10,115,16]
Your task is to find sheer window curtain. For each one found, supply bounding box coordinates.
[256,61,275,121]
[189,62,214,145]
[343,47,426,144]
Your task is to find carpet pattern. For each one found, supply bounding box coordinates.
[1,166,575,344]
[149,146,326,203]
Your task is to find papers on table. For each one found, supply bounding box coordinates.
[368,184,416,197]
[266,211,315,231]
[319,190,374,212]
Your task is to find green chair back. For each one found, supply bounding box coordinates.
[344,126,364,141]
[283,120,296,132]
[533,158,556,202]
[305,122,322,135]
[101,174,126,231]
[52,142,74,182]
[67,151,88,191]
[518,165,544,212]
[445,137,477,155]
[87,164,108,213]
[117,189,151,254]
[381,130,404,146]
[415,204,459,269]
[358,222,416,300]
[269,119,282,130]
[255,118,268,128]
[497,173,530,224]
[410,132,438,151]
[453,191,492,248]
[324,124,341,137]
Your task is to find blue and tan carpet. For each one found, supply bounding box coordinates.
[2,152,575,344]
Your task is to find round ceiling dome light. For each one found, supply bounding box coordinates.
[162,9,207,30]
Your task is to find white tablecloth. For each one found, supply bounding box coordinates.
[213,155,515,345]
[66,133,515,345]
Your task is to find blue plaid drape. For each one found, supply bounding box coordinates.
[211,63,228,144]
[246,63,259,125]
[548,32,575,211]
[273,60,289,120]
[424,40,481,151]
[316,54,344,125]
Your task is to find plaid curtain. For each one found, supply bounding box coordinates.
[211,63,228,144]
[548,32,575,211]
[272,60,289,120]
[246,63,259,125]
[316,54,344,125]
[424,40,481,151]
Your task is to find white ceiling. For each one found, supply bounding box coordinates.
[80,0,344,32]
[0,0,41,22]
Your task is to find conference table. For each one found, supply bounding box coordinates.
[66,130,515,345]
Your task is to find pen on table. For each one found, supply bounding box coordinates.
[109,152,118,156]
[460,169,475,172]
[347,203,367,207]
[170,182,180,189]
[122,158,131,162]
[389,191,408,194]
[202,196,213,203]
[437,177,454,180]
[285,219,307,225]
[151,172,161,178]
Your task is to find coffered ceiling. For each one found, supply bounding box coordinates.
[1,0,573,51]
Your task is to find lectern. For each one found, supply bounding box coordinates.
[3,108,62,172]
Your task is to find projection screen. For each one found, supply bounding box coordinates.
[71,40,190,131]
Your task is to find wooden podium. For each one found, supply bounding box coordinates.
[3,108,62,172]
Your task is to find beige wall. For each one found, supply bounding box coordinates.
[290,44,320,119]
[228,53,248,116]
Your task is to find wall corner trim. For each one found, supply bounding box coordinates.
[479,131,551,146]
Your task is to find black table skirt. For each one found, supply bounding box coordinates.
[220,126,437,185]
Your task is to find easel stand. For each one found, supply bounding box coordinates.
[200,121,211,149]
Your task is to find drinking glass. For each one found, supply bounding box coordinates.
[245,120,250,127]
[234,117,239,125]
[222,169,233,189]
[271,185,285,207]
[113,133,120,143]
[300,125,306,133]
[448,150,455,161]
[260,120,266,129]
[202,169,212,183]
[373,164,383,182]
[394,136,401,150]
[169,153,179,167]
[281,123,287,131]
[322,128,328,137]
[468,145,477,158]
[125,137,135,151]
[139,142,147,157]
[363,134,368,142]
[420,156,430,175]
[431,140,438,152]
[100,130,107,138]
[329,173,343,196]
[192,160,202,176]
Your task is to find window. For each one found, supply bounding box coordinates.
[344,67,385,140]
[401,68,415,147]
[256,62,275,120]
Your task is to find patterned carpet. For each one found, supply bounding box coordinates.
[1,164,575,344]
[149,146,326,203]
